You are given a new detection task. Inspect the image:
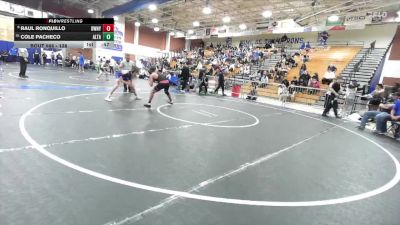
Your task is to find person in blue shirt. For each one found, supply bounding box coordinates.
[300,41,306,50]
[319,31,329,46]
[305,41,311,49]
[78,52,85,73]
[359,92,400,137]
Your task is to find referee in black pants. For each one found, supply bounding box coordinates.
[180,63,190,93]
[214,68,226,96]
[322,80,341,118]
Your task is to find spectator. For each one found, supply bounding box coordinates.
[300,41,306,50]
[287,56,297,68]
[71,54,77,68]
[319,31,329,46]
[278,83,290,103]
[290,76,299,86]
[365,84,385,110]
[282,79,290,88]
[299,72,311,86]
[33,50,40,65]
[322,64,337,85]
[358,92,400,137]
[64,55,71,67]
[78,52,85,73]
[259,73,268,88]
[299,64,307,76]
[246,82,257,101]
[310,78,320,89]
[302,54,309,63]
[305,41,311,49]
[0,50,8,62]
[18,48,29,78]
[56,53,63,67]
[42,52,47,66]
[51,51,55,66]
[327,63,337,73]
[198,69,208,94]
[312,73,319,81]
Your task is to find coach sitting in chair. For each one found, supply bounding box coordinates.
[358,92,400,137]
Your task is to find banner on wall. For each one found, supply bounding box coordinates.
[256,21,271,30]
[329,25,346,31]
[366,11,400,24]
[196,30,205,37]
[9,4,25,16]
[209,27,218,36]
[113,25,123,51]
[367,11,388,24]
[218,27,228,35]
[239,36,305,47]
[344,14,372,25]
[325,17,344,26]
[0,0,10,13]
[25,8,42,18]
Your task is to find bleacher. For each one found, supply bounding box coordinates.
[227,48,299,84]
[339,47,388,87]
[241,82,325,105]
[238,45,370,106]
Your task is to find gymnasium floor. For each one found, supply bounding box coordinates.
[1,64,400,225]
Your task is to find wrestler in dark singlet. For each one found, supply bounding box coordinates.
[144,66,173,108]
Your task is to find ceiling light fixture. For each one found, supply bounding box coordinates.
[152,18,158,23]
[328,15,339,22]
[239,24,247,30]
[188,29,194,34]
[149,4,157,11]
[262,10,272,18]
[134,21,141,27]
[193,21,200,27]
[170,32,175,36]
[113,16,119,21]
[397,10,400,16]
[202,6,211,14]
[154,27,160,32]
[222,16,231,23]
[87,9,94,14]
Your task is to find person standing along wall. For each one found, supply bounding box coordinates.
[42,52,47,66]
[33,50,40,65]
[51,51,55,66]
[78,52,85,73]
[18,48,29,78]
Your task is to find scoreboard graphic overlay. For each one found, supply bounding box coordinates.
[14,18,115,48]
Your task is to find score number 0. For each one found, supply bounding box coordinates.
[103,24,114,32]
